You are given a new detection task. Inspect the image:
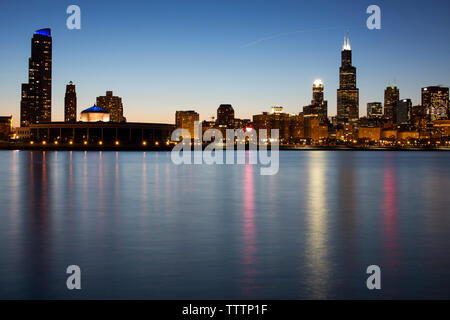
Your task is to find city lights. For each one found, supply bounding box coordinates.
[4,29,448,150]
[1,1,450,307]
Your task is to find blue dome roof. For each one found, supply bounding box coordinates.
[81,105,108,113]
[34,28,51,37]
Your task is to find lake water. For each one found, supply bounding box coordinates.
[0,150,449,299]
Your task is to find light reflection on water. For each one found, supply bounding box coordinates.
[305,152,329,299]
[0,150,449,299]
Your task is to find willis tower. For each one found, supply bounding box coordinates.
[337,34,359,125]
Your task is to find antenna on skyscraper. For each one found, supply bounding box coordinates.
[342,32,351,51]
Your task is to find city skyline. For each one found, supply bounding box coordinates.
[1,1,450,127]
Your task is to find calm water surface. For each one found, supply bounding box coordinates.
[0,150,449,299]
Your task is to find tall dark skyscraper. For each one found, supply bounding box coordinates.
[303,79,328,123]
[395,99,412,124]
[384,84,400,121]
[20,28,52,127]
[64,81,77,123]
[337,35,359,125]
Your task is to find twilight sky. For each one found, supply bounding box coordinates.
[1,0,450,126]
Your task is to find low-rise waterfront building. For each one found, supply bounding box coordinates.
[433,120,450,137]
[397,130,419,141]
[13,127,31,141]
[253,108,304,142]
[381,129,398,140]
[28,122,175,146]
[0,116,12,139]
[358,127,381,141]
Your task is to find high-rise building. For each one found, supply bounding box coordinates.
[422,86,449,121]
[337,35,359,125]
[175,110,200,139]
[96,91,125,122]
[20,28,52,127]
[64,81,77,123]
[395,99,412,124]
[216,104,235,128]
[384,84,400,121]
[367,102,383,119]
[303,79,328,123]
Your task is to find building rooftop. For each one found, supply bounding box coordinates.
[34,28,51,37]
[81,105,108,114]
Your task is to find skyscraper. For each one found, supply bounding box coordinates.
[216,104,235,128]
[395,99,412,124]
[384,84,400,121]
[96,91,125,122]
[303,79,328,123]
[367,102,383,119]
[20,28,52,127]
[337,35,359,125]
[64,81,77,123]
[175,110,200,139]
[421,86,449,121]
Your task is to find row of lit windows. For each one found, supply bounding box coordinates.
[30,140,169,147]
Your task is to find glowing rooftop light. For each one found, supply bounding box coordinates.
[313,79,323,87]
[342,34,351,51]
[34,28,51,37]
[81,105,108,113]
